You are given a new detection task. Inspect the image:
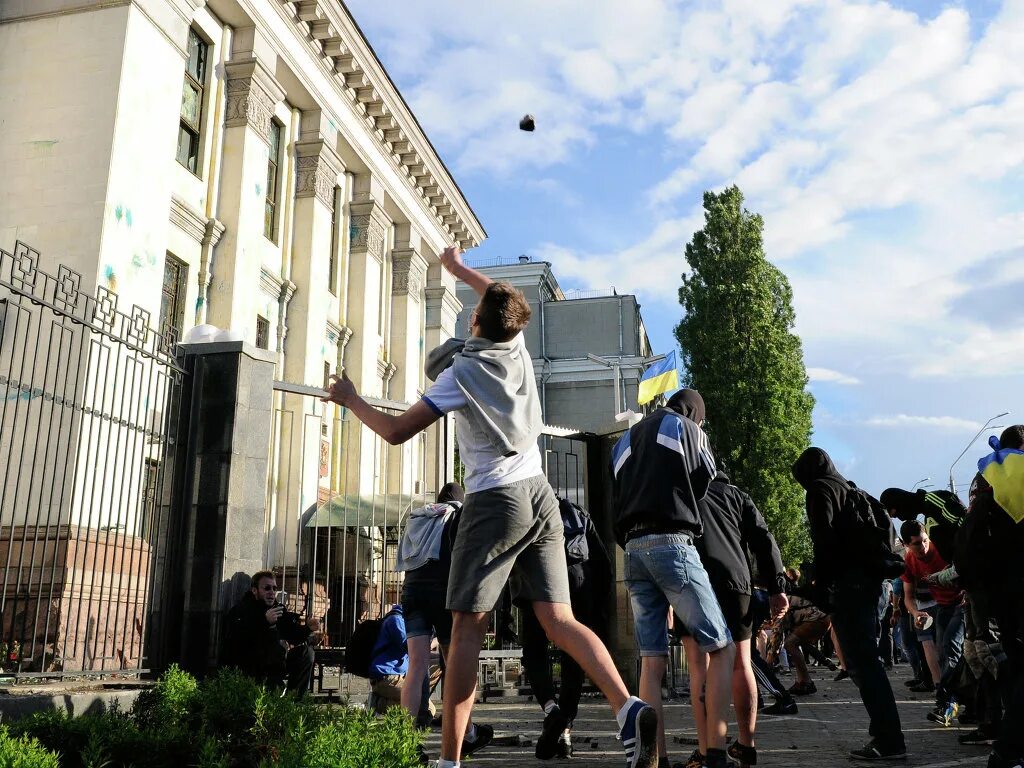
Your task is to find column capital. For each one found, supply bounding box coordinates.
[294,139,343,208]
[349,198,391,264]
[424,282,463,331]
[391,247,429,297]
[223,57,286,142]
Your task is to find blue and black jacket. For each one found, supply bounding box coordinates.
[611,407,716,546]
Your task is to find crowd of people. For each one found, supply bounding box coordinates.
[222,243,1022,768]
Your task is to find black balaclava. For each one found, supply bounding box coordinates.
[666,388,705,425]
[791,446,842,489]
[879,488,916,514]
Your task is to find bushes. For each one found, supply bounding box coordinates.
[7,666,423,768]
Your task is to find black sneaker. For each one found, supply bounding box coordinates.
[536,706,569,760]
[958,727,997,746]
[728,740,757,766]
[903,678,921,688]
[907,681,935,693]
[679,748,704,768]
[788,681,817,696]
[834,669,850,681]
[416,744,430,765]
[850,740,907,761]
[556,729,573,759]
[760,699,798,715]
[462,723,494,757]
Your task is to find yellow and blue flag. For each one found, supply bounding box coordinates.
[978,436,1024,523]
[637,351,679,405]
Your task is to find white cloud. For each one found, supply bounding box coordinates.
[807,367,861,386]
[865,414,983,432]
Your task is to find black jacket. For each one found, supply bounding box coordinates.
[220,592,286,685]
[792,447,862,588]
[697,471,786,596]
[880,488,965,562]
[612,407,716,546]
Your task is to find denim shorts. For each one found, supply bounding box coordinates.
[624,534,732,655]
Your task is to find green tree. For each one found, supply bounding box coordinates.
[675,186,815,565]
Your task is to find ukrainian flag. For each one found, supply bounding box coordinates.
[637,350,679,405]
[978,440,1024,523]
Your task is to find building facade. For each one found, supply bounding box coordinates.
[455,256,655,432]
[0,0,482,668]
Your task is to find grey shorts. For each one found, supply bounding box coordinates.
[446,475,571,613]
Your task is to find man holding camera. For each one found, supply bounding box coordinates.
[221,570,316,695]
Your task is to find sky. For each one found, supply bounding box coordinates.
[346,0,1024,499]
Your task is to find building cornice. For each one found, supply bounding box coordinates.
[259,264,285,298]
[169,194,209,245]
[277,0,485,250]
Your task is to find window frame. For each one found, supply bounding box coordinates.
[256,315,271,350]
[159,253,188,339]
[176,27,209,176]
[264,120,283,242]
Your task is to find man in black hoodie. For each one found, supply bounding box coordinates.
[879,488,966,563]
[792,447,907,761]
[612,389,735,768]
[674,471,789,768]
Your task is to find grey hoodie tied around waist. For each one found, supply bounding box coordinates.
[396,502,459,573]
[425,336,542,457]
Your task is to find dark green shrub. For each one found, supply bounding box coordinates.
[9,667,424,768]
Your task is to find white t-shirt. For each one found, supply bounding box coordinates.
[422,366,543,494]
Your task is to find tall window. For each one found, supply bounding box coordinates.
[256,315,270,349]
[176,28,208,174]
[328,186,340,295]
[264,120,282,241]
[159,254,188,337]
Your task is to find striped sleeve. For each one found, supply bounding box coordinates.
[655,413,716,478]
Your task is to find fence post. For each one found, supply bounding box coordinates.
[157,340,276,677]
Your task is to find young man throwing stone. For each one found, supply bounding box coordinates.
[324,245,658,768]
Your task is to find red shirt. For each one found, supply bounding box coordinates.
[901,546,959,607]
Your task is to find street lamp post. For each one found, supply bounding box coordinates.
[911,477,931,491]
[948,411,1011,493]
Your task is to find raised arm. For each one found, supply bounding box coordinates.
[322,372,440,445]
[440,245,492,297]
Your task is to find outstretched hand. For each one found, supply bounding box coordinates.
[769,592,789,624]
[322,371,358,407]
[439,245,463,274]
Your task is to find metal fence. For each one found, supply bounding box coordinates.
[0,242,183,677]
[265,382,451,656]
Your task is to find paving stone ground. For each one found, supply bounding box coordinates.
[420,664,991,767]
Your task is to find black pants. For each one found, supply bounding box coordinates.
[750,589,792,703]
[520,602,593,723]
[994,604,1024,761]
[877,605,894,665]
[286,644,315,695]
[830,579,904,749]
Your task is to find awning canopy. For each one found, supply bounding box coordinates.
[304,493,420,529]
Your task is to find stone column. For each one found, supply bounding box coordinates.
[154,341,276,677]
[206,30,285,333]
[423,265,462,494]
[388,226,429,404]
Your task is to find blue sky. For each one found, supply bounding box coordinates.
[347,0,1024,499]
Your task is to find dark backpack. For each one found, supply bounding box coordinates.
[841,487,906,580]
[344,617,382,678]
[559,498,590,567]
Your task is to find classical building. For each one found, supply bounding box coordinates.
[455,256,655,432]
[0,0,482,668]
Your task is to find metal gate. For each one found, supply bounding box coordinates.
[0,242,183,677]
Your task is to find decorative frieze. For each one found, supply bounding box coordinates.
[223,59,285,143]
[294,139,342,208]
[391,248,428,297]
[349,201,390,263]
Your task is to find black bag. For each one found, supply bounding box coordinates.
[559,498,590,567]
[344,618,382,678]
[843,487,906,580]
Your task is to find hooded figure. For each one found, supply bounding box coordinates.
[791,447,854,590]
[879,487,965,562]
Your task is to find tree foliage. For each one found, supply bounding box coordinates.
[675,186,815,565]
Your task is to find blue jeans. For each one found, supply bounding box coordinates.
[830,577,905,750]
[933,602,965,703]
[624,534,731,655]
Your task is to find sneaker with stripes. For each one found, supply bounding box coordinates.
[619,699,658,768]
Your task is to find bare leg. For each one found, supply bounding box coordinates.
[402,634,430,719]
[683,638,710,755]
[830,625,847,670]
[732,639,757,747]
[533,602,629,713]
[440,611,489,762]
[704,643,737,753]
[640,655,668,758]
[785,633,811,685]
[920,638,942,684]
